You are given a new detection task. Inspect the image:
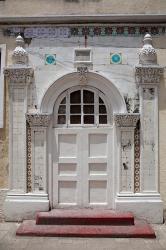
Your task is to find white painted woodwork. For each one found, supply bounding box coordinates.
[52,128,113,208]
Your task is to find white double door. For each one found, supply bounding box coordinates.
[52,128,113,208]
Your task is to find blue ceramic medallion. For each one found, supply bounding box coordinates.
[45,54,56,65]
[110,53,122,64]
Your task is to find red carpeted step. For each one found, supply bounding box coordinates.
[36,209,134,225]
[16,219,156,238]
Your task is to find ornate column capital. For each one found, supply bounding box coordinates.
[114,114,140,127]
[135,34,163,85]
[135,65,163,85]
[3,34,34,85]
[4,66,34,85]
[26,113,52,127]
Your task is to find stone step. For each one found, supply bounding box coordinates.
[16,219,156,238]
[36,209,134,226]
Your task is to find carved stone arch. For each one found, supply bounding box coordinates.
[40,72,126,114]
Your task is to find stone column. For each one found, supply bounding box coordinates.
[4,35,33,193]
[135,34,163,193]
[114,114,140,194]
[115,35,163,223]
[26,114,52,193]
[3,36,49,221]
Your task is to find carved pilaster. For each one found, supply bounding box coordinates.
[114,114,140,127]
[26,113,51,193]
[115,114,140,194]
[135,34,162,194]
[26,113,52,127]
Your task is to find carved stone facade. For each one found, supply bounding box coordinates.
[3,32,164,223]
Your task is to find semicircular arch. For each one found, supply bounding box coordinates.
[40,72,126,114]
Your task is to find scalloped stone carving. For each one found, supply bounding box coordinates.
[26,113,52,127]
[135,66,163,84]
[4,67,34,84]
[27,124,32,193]
[114,114,140,127]
[139,34,157,65]
[12,35,29,65]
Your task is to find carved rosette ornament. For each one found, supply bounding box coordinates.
[114,114,140,127]
[77,66,88,83]
[26,113,52,127]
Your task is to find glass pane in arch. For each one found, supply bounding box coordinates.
[83,90,94,103]
[70,90,81,103]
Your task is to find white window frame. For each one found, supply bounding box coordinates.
[0,44,6,128]
[53,85,112,128]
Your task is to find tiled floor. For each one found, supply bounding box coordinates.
[0,222,166,250]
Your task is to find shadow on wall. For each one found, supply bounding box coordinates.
[159,73,166,111]
[0,79,9,189]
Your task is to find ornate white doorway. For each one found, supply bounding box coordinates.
[52,86,113,208]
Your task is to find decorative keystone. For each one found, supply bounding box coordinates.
[77,66,88,83]
[114,114,140,127]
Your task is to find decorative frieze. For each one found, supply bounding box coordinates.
[4,67,34,84]
[26,113,52,127]
[114,114,140,127]
[135,66,163,84]
[3,26,166,39]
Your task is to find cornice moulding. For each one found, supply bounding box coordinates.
[0,14,166,24]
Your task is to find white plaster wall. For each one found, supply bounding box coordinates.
[0,0,166,16]
[27,37,140,111]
